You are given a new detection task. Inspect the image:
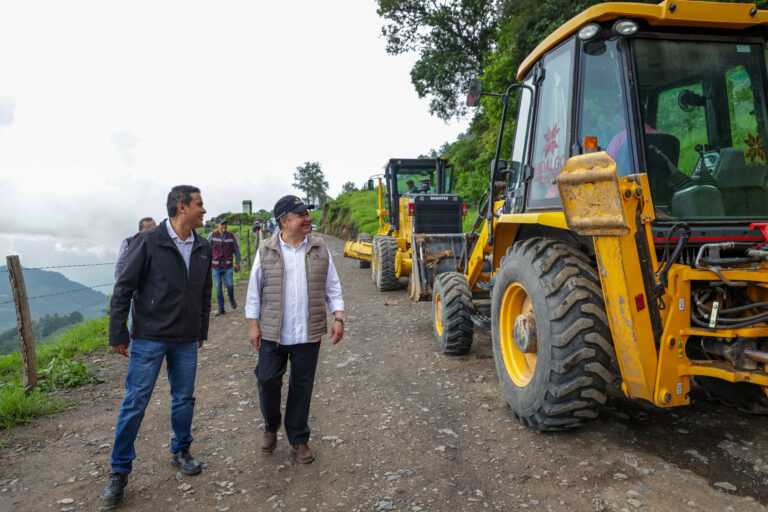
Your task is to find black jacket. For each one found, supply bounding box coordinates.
[109,220,212,346]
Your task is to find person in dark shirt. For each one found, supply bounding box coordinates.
[101,185,211,505]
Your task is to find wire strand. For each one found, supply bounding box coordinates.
[0,282,114,306]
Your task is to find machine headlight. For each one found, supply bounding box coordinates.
[578,23,600,40]
[613,20,639,36]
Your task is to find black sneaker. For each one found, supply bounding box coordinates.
[230,299,237,310]
[171,449,202,475]
[214,308,225,316]
[101,472,128,504]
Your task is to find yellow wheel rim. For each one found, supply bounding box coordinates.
[434,291,444,337]
[499,282,537,387]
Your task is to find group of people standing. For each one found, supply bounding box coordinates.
[102,186,344,505]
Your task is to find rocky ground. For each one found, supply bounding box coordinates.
[1,233,767,512]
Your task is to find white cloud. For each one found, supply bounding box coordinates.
[0,96,14,126]
[111,130,138,166]
[0,0,469,275]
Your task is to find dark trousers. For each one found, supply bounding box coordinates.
[255,340,321,445]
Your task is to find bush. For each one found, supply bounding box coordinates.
[37,357,103,392]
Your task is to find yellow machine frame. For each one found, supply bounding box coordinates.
[464,148,768,408]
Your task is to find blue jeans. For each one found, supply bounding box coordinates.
[110,338,198,474]
[212,267,235,309]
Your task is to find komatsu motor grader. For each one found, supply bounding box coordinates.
[432,0,768,430]
[343,158,470,304]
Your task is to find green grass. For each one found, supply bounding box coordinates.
[0,384,70,430]
[0,315,110,438]
[321,189,381,238]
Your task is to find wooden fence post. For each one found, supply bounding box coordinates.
[6,255,37,389]
[246,229,251,267]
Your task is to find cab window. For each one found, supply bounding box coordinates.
[634,39,768,220]
[528,41,574,208]
[579,39,632,176]
[507,79,533,214]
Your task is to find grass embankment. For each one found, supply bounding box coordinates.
[320,188,480,238]
[0,316,109,446]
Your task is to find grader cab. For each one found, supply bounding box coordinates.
[343,158,469,301]
[434,0,768,430]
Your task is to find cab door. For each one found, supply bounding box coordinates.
[526,39,576,210]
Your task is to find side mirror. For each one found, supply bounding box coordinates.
[367,179,374,191]
[467,79,483,107]
[678,89,704,113]
[491,158,508,176]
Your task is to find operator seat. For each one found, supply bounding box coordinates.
[714,147,768,216]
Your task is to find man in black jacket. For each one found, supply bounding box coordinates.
[101,185,212,505]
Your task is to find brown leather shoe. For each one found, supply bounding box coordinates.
[260,431,277,452]
[292,443,314,464]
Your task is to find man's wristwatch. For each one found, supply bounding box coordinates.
[334,317,344,324]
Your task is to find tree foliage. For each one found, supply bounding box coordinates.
[0,311,84,355]
[376,0,500,120]
[293,161,330,206]
[340,181,357,196]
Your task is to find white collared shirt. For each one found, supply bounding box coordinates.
[166,220,195,271]
[245,233,344,345]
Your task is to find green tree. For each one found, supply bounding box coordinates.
[255,208,272,220]
[340,181,357,196]
[376,0,500,120]
[293,161,330,206]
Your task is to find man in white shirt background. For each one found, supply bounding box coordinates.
[246,195,344,464]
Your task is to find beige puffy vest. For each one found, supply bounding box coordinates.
[258,233,330,343]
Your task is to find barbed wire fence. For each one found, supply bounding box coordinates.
[3,255,115,388]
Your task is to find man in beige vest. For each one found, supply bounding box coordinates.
[245,195,344,464]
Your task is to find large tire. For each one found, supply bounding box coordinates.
[695,377,768,414]
[357,233,371,269]
[491,237,613,431]
[432,272,474,355]
[376,236,399,291]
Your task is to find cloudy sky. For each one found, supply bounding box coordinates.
[0,0,468,287]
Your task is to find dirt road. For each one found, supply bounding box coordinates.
[1,234,767,511]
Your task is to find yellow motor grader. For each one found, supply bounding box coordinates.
[433,0,768,430]
[343,158,469,303]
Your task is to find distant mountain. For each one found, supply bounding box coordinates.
[0,266,109,333]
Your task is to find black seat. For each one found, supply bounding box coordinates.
[714,147,768,216]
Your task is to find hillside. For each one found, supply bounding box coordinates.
[0,266,109,333]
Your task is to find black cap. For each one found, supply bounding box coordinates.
[218,219,228,224]
[274,195,315,220]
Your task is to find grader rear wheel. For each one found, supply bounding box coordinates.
[491,238,613,431]
[371,237,380,284]
[432,272,473,355]
[376,236,400,291]
[357,233,371,269]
